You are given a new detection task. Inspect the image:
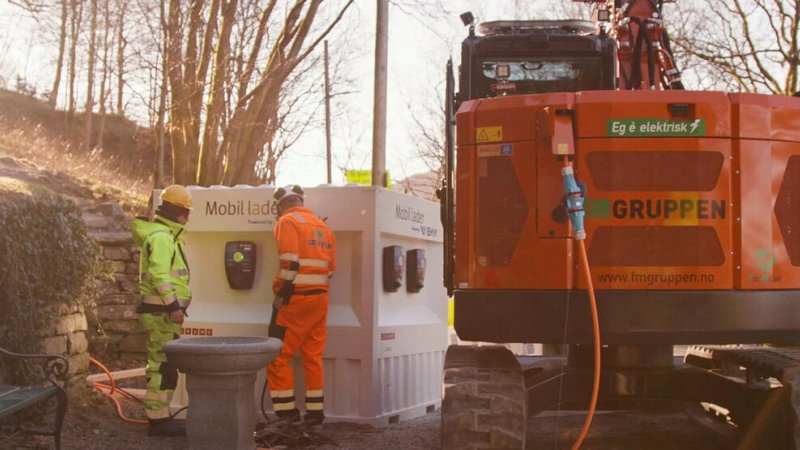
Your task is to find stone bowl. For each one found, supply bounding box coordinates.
[164,336,282,374]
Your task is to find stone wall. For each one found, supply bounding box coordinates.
[0,301,90,391]
[28,302,91,390]
[83,202,147,369]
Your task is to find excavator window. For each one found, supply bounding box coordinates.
[473,56,605,98]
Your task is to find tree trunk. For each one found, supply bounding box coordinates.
[84,0,98,152]
[115,0,127,115]
[221,0,325,184]
[155,0,169,189]
[66,0,83,128]
[96,0,111,149]
[198,0,237,185]
[165,0,188,183]
[50,0,69,108]
[164,0,221,184]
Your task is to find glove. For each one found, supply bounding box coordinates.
[170,309,185,324]
[273,296,285,310]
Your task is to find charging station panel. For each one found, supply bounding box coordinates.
[224,241,257,290]
[406,249,426,293]
[176,186,447,427]
[382,245,405,292]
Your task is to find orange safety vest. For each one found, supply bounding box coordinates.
[273,206,336,297]
[269,206,336,419]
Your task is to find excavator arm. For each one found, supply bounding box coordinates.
[574,0,683,90]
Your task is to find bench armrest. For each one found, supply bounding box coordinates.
[0,346,69,388]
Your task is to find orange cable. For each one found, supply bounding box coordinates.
[93,382,138,400]
[561,155,601,450]
[92,384,148,425]
[89,358,148,425]
[571,239,601,450]
[89,357,118,396]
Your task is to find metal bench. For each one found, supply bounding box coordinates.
[0,346,69,450]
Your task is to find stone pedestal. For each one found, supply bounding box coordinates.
[164,336,282,450]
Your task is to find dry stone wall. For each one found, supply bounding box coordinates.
[49,302,92,389]
[83,202,147,368]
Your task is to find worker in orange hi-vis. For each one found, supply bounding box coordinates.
[267,185,336,427]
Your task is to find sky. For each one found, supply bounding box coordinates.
[277,0,559,187]
[0,1,564,188]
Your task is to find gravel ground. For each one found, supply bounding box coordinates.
[3,392,440,450]
[2,395,734,450]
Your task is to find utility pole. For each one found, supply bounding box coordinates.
[324,40,332,184]
[371,0,388,187]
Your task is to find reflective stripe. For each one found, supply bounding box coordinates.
[144,391,170,402]
[294,274,330,285]
[305,403,324,411]
[144,408,171,420]
[279,253,299,262]
[290,212,306,223]
[273,401,296,411]
[141,269,189,280]
[271,389,296,412]
[278,268,297,281]
[143,391,171,419]
[306,389,323,397]
[299,258,330,268]
[155,282,174,293]
[142,295,177,306]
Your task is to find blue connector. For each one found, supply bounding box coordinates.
[562,166,586,240]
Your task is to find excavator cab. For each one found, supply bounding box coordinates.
[458,20,616,104]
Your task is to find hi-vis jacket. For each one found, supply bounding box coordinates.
[273,206,336,298]
[132,215,191,312]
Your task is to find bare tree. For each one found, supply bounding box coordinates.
[399,78,445,200]
[670,0,800,95]
[7,0,47,12]
[163,0,355,185]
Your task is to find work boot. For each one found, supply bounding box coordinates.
[303,411,325,428]
[147,418,186,437]
[275,408,301,423]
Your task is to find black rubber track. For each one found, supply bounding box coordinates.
[441,345,527,449]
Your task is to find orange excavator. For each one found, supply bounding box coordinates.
[439,1,800,448]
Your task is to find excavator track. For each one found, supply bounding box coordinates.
[685,345,800,448]
[441,345,527,449]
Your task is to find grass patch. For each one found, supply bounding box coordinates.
[0,87,156,214]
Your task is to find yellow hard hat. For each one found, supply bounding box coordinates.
[160,185,192,210]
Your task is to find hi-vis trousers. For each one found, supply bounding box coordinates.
[139,312,180,420]
[267,294,328,418]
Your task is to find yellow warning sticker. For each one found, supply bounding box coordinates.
[476,126,502,143]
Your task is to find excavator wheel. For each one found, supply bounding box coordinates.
[441,345,527,449]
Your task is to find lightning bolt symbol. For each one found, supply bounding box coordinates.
[689,119,701,134]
